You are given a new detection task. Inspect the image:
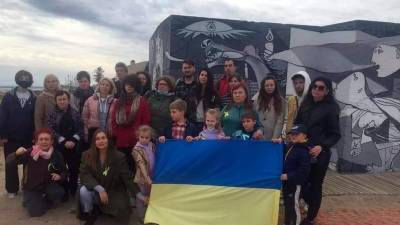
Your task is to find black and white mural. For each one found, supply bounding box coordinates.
[149,15,400,173]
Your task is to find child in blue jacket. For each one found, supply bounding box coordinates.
[280,124,311,225]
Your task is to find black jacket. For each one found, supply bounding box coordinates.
[295,100,341,151]
[0,88,36,142]
[6,148,68,191]
[283,143,311,185]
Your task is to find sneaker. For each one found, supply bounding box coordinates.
[7,193,17,199]
[300,218,315,225]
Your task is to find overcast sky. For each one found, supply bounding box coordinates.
[1,0,399,86]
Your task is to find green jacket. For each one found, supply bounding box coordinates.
[221,103,263,137]
[78,149,136,221]
[145,90,176,137]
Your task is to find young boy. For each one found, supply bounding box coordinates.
[158,99,198,143]
[231,110,260,140]
[280,124,311,225]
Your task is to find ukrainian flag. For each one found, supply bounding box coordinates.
[145,140,283,225]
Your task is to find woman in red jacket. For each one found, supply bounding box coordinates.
[112,74,151,173]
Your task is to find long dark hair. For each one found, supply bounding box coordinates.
[257,76,283,115]
[83,129,114,171]
[195,68,216,100]
[136,71,152,95]
[300,76,338,111]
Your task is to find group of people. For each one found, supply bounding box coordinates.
[0,58,341,225]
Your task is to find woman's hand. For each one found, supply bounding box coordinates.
[280,173,288,181]
[16,147,27,156]
[65,141,75,149]
[99,191,109,205]
[51,173,61,181]
[310,145,322,157]
[271,138,283,144]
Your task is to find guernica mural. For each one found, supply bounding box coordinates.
[149,15,400,173]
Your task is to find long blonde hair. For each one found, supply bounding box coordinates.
[43,74,60,92]
[205,108,222,131]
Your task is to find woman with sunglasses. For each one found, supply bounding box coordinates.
[294,77,341,225]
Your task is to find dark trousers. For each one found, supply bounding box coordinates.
[117,147,136,175]
[60,145,81,196]
[283,182,302,225]
[24,183,65,217]
[302,150,331,221]
[3,141,31,193]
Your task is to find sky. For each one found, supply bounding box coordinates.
[1,0,400,86]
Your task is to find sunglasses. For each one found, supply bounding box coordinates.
[312,84,326,91]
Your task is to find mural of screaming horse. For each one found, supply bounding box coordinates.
[149,15,400,173]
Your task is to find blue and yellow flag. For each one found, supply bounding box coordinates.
[145,140,283,225]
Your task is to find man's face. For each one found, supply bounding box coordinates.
[293,78,305,95]
[181,63,195,78]
[224,60,236,76]
[115,67,128,80]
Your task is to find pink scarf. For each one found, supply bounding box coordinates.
[30,145,54,161]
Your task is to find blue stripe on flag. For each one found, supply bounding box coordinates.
[153,140,283,189]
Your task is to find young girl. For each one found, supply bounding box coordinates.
[132,125,156,221]
[197,108,226,140]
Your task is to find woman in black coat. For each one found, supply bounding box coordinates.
[294,76,341,225]
[6,128,67,217]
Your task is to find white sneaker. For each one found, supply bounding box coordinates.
[8,193,17,199]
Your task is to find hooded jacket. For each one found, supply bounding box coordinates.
[285,71,311,135]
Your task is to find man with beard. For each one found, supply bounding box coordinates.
[0,70,36,198]
[175,60,198,123]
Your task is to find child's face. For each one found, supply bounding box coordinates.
[138,132,152,145]
[290,133,307,143]
[205,113,217,129]
[242,118,256,132]
[170,109,185,122]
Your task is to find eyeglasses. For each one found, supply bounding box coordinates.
[158,82,168,86]
[313,84,326,91]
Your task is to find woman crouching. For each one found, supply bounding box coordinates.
[6,128,67,217]
[78,129,137,225]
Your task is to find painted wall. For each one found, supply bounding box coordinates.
[149,15,400,173]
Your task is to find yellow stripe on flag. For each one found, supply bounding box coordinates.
[145,184,280,225]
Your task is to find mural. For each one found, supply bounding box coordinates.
[149,15,400,173]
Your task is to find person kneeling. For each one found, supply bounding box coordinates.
[6,128,67,217]
[78,129,137,225]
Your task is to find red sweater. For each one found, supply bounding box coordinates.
[112,97,151,148]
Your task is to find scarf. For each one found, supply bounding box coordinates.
[31,145,54,161]
[74,87,94,112]
[116,92,141,126]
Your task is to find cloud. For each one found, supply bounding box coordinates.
[1,0,400,86]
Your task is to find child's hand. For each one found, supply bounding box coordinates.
[144,197,150,205]
[253,130,263,140]
[186,136,194,142]
[272,138,282,144]
[224,136,231,140]
[158,136,166,143]
[194,136,200,141]
[280,174,288,181]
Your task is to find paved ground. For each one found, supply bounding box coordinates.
[1,146,400,225]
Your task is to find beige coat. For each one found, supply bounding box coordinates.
[253,94,285,140]
[34,91,56,130]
